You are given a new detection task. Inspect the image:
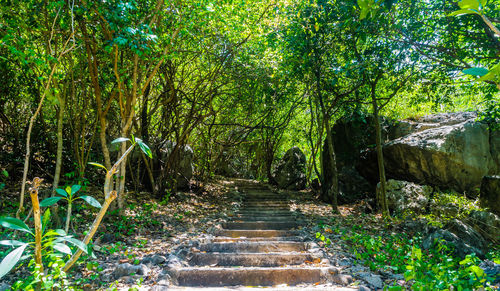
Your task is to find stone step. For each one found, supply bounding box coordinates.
[239,206,291,211]
[170,266,340,287]
[215,229,298,238]
[222,221,299,230]
[242,202,290,207]
[231,216,299,222]
[199,241,308,252]
[207,236,304,243]
[236,210,294,215]
[189,252,319,267]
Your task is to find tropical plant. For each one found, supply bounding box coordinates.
[0,211,87,280]
[39,185,102,233]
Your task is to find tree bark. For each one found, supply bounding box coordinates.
[371,84,389,217]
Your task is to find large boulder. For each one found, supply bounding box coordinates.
[422,219,487,258]
[156,141,194,190]
[468,210,500,243]
[480,176,500,215]
[378,179,433,215]
[360,112,499,194]
[274,147,307,190]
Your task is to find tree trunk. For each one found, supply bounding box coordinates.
[371,88,389,217]
[51,93,65,227]
[323,116,339,212]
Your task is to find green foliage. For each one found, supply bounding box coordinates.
[316,223,499,290]
[0,211,86,280]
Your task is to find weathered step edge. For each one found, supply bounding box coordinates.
[169,266,340,287]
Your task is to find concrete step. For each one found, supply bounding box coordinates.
[215,229,298,238]
[231,216,299,222]
[199,241,308,252]
[171,266,340,287]
[242,202,290,207]
[222,221,299,230]
[236,209,294,216]
[189,252,319,267]
[207,236,304,243]
[239,206,291,211]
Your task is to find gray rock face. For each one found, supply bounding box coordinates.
[274,147,307,190]
[158,141,194,190]
[359,112,499,194]
[357,272,383,289]
[113,263,150,279]
[422,219,487,258]
[378,179,433,215]
[468,210,500,243]
[480,176,500,215]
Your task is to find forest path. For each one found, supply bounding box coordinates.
[167,180,356,290]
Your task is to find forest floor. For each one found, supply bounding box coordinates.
[0,178,498,290]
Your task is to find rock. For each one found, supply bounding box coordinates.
[358,272,383,289]
[156,141,194,190]
[274,147,307,190]
[468,210,500,243]
[0,283,11,291]
[100,233,115,244]
[142,254,167,265]
[422,219,487,258]
[362,113,498,194]
[112,263,150,279]
[480,176,500,215]
[338,167,372,204]
[358,286,371,291]
[379,179,433,215]
[479,260,500,284]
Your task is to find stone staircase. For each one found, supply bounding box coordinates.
[168,183,354,290]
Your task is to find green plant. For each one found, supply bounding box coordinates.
[40,184,102,233]
[0,170,8,191]
[0,212,87,280]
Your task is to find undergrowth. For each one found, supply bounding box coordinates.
[316,220,500,290]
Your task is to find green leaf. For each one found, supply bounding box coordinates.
[111,137,130,144]
[0,244,28,279]
[39,197,63,207]
[1,170,8,177]
[463,67,489,76]
[71,185,81,195]
[136,138,153,159]
[55,188,68,197]
[88,162,108,172]
[78,195,102,208]
[0,240,26,247]
[42,209,51,234]
[458,0,480,10]
[53,243,72,255]
[448,8,479,16]
[59,237,88,254]
[0,217,33,235]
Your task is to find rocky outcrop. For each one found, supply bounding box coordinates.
[378,179,433,215]
[157,141,194,190]
[358,112,499,194]
[274,147,307,190]
[468,210,500,243]
[480,176,500,215]
[422,219,487,258]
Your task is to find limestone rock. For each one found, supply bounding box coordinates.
[480,176,500,215]
[468,210,500,243]
[157,141,194,190]
[378,179,433,215]
[113,263,150,279]
[380,116,496,193]
[422,219,487,258]
[274,147,307,190]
